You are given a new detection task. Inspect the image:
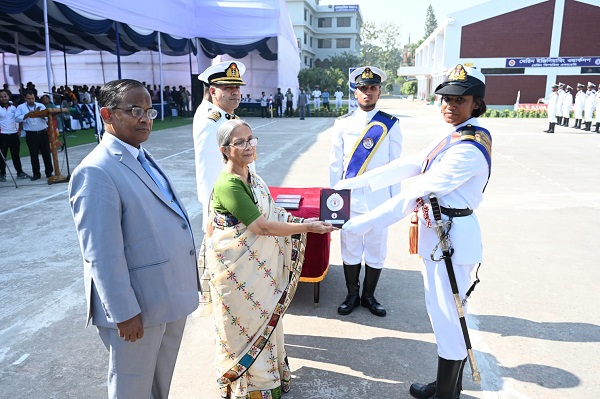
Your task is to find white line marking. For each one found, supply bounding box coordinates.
[12,353,29,365]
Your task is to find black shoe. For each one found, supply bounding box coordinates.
[361,296,386,317]
[30,175,41,181]
[409,381,437,399]
[17,172,28,178]
[0,175,6,182]
[337,293,360,315]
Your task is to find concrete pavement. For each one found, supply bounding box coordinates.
[1,98,599,398]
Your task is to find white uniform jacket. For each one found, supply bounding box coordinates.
[562,92,573,119]
[584,90,597,122]
[556,89,566,116]
[329,108,403,214]
[546,91,558,122]
[336,118,490,264]
[574,90,585,118]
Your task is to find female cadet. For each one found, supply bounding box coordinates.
[335,64,492,399]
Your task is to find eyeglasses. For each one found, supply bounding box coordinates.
[228,137,258,149]
[113,106,158,120]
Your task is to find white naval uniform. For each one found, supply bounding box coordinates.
[556,88,566,117]
[312,89,322,110]
[334,90,344,110]
[329,108,403,269]
[594,94,600,124]
[562,91,573,120]
[574,90,585,119]
[584,89,596,122]
[336,117,490,360]
[546,90,558,123]
[193,103,255,230]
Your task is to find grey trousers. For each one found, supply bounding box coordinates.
[97,316,187,399]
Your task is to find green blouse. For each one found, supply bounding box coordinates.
[212,171,262,226]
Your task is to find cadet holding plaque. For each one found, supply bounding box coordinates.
[329,66,403,317]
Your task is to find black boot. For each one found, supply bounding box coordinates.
[584,122,591,131]
[563,118,569,127]
[409,358,465,399]
[573,119,580,129]
[594,123,600,133]
[543,122,552,133]
[360,265,386,316]
[337,263,361,315]
[557,116,562,125]
[545,122,555,133]
[430,357,463,399]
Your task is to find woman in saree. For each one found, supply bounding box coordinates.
[203,119,335,399]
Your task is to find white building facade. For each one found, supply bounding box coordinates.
[399,0,600,106]
[286,0,362,69]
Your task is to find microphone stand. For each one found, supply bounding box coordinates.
[44,92,71,182]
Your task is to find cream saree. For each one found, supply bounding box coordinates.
[204,170,307,399]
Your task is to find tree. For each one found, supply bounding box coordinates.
[360,21,403,82]
[298,67,345,93]
[424,5,438,39]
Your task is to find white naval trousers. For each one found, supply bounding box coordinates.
[341,209,389,269]
[422,259,476,361]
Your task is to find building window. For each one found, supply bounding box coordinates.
[304,33,307,45]
[481,68,524,75]
[337,17,351,27]
[310,15,313,25]
[318,17,332,28]
[310,37,313,47]
[582,67,600,74]
[305,56,308,66]
[297,38,301,49]
[304,8,307,21]
[336,38,351,48]
[310,58,313,68]
[318,39,332,48]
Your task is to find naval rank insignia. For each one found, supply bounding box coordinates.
[362,137,374,149]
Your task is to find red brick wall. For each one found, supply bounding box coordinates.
[460,1,555,58]
[485,75,547,105]
[560,0,600,56]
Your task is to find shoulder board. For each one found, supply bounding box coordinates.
[207,111,221,122]
[377,111,397,121]
[337,111,354,120]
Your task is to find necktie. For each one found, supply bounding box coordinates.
[137,149,186,220]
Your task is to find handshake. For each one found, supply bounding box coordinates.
[331,176,374,235]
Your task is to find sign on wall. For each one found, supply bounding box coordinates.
[505,57,600,68]
[334,5,359,12]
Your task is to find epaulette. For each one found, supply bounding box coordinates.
[337,111,354,119]
[207,111,221,122]
[378,111,397,121]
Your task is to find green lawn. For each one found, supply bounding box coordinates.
[7,117,193,159]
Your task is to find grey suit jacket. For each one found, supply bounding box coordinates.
[69,133,199,328]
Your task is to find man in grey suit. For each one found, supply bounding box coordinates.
[69,79,199,398]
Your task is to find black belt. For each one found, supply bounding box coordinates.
[440,206,473,217]
[26,129,47,134]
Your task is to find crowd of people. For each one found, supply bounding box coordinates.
[543,81,599,133]
[64,60,492,399]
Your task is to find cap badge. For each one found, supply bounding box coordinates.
[225,63,240,79]
[361,68,374,80]
[448,64,468,82]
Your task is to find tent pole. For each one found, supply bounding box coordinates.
[188,41,193,95]
[115,22,122,79]
[14,33,22,90]
[43,0,53,94]
[63,44,68,88]
[158,33,164,121]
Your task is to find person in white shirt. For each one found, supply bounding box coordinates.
[583,82,597,131]
[573,83,586,129]
[15,91,53,180]
[334,86,344,111]
[312,85,322,111]
[0,90,28,180]
[561,85,573,127]
[544,84,558,134]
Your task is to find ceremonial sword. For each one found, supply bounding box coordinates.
[429,194,481,383]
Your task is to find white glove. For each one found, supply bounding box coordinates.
[341,213,373,235]
[334,174,368,190]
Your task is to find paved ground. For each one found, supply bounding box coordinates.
[1,98,599,398]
